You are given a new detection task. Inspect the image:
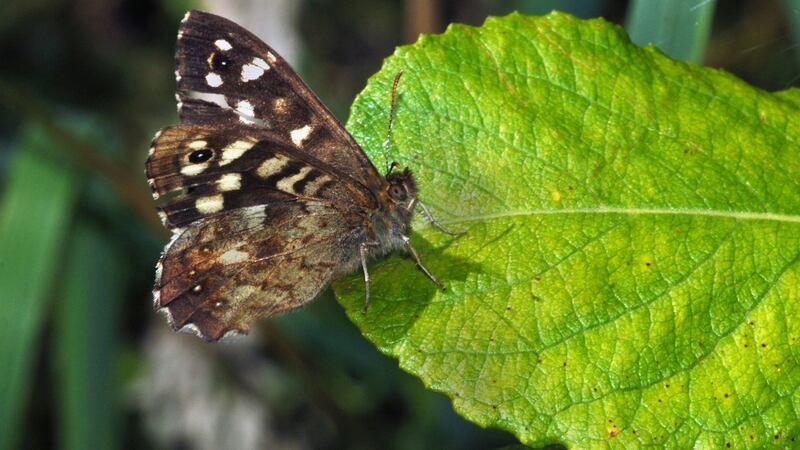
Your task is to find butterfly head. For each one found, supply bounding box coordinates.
[385,167,418,213]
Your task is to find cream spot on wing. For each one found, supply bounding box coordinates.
[231,285,259,301]
[174,69,181,82]
[205,72,223,87]
[186,91,229,109]
[290,125,312,147]
[181,11,191,23]
[181,162,209,176]
[305,174,332,196]
[180,323,205,339]
[241,57,270,81]
[266,52,277,64]
[219,249,249,264]
[256,155,289,178]
[188,140,207,150]
[277,166,312,194]
[217,173,241,191]
[221,329,245,341]
[214,39,232,51]
[274,98,287,113]
[236,100,254,116]
[195,194,224,214]
[148,130,162,156]
[252,57,270,70]
[235,100,257,125]
[241,64,262,81]
[219,140,255,165]
[192,285,202,292]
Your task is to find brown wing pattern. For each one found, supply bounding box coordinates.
[146,125,375,229]
[175,10,383,190]
[155,201,364,340]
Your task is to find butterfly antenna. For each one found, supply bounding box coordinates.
[383,70,404,173]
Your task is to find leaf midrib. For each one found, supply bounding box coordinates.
[432,207,800,226]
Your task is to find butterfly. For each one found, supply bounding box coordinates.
[146,10,460,341]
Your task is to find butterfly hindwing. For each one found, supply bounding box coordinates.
[155,202,364,340]
[146,125,376,229]
[175,10,383,190]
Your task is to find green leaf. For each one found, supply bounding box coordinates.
[626,0,717,63]
[55,223,122,450]
[0,127,79,450]
[335,12,800,448]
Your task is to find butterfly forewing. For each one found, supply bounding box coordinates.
[175,10,382,190]
[146,125,375,229]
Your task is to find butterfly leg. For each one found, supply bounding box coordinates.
[360,241,378,314]
[401,235,446,291]
[417,201,466,236]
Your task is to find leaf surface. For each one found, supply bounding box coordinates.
[335,12,800,448]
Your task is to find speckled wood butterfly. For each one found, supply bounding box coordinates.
[146,10,458,341]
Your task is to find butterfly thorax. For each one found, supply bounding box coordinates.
[368,168,417,254]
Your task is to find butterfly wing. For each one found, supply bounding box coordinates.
[147,11,396,340]
[147,125,373,340]
[175,10,383,190]
[146,125,376,229]
[155,202,364,340]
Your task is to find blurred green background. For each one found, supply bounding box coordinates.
[1,1,798,449]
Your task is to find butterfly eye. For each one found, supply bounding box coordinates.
[189,149,213,163]
[388,184,406,201]
[210,53,232,71]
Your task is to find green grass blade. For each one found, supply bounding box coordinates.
[55,223,121,450]
[626,0,717,63]
[0,128,79,450]
[780,0,800,64]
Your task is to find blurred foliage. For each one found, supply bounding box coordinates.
[0,0,798,449]
[626,0,717,63]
